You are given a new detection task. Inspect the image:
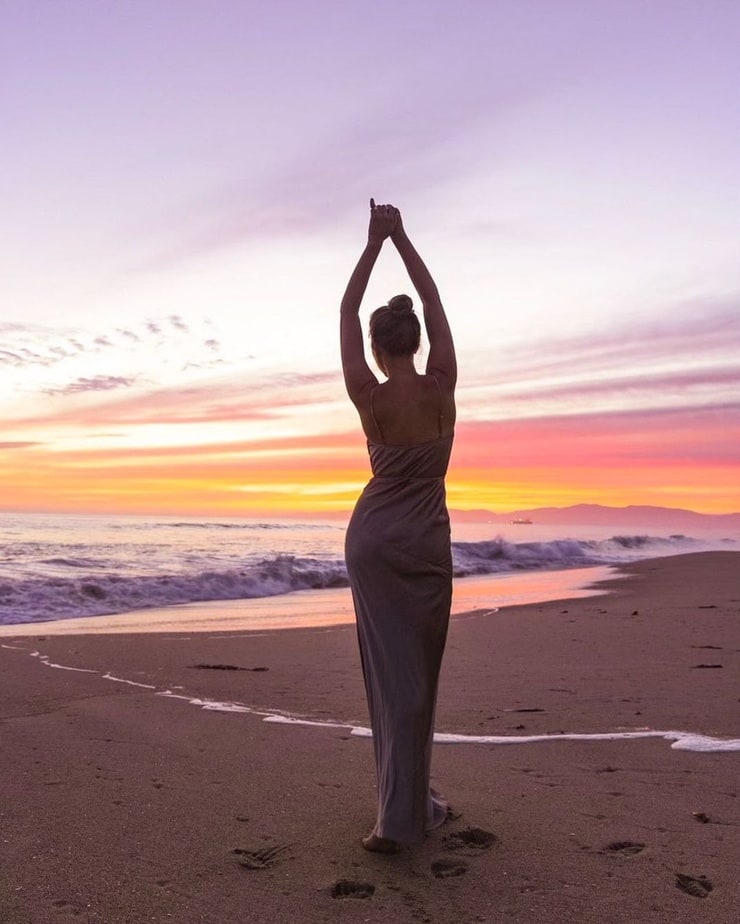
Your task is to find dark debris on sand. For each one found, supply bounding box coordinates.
[191,663,269,671]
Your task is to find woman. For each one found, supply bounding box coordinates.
[340,200,457,853]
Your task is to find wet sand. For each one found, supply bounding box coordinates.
[1,551,738,923]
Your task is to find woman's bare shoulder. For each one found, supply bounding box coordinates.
[424,370,455,397]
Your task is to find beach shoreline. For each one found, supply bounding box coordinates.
[1,551,738,923]
[0,564,618,637]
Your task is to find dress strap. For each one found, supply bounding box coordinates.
[369,385,384,443]
[430,374,444,437]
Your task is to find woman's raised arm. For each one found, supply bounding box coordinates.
[391,213,456,388]
[340,202,396,404]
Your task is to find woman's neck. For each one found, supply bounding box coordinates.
[380,355,417,379]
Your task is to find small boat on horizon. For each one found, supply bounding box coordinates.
[511,517,533,525]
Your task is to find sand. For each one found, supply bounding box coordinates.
[0,551,738,923]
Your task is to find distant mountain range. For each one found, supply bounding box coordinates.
[450,504,740,528]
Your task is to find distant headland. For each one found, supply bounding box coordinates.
[449,504,740,528]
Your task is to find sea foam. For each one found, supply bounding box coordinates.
[6,642,739,754]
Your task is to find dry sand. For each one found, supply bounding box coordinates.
[1,551,738,923]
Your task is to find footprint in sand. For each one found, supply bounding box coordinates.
[675,873,713,898]
[444,826,497,852]
[51,899,83,916]
[233,843,292,870]
[431,858,468,879]
[330,879,375,898]
[603,841,645,856]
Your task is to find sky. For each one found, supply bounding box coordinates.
[1,0,739,517]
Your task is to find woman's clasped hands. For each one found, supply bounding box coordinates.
[368,198,400,244]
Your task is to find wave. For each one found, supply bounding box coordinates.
[39,557,108,569]
[0,555,350,625]
[0,534,719,626]
[450,533,703,576]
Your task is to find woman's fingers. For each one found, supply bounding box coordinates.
[367,201,399,241]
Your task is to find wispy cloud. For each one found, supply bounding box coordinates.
[128,76,547,270]
[0,315,224,376]
[43,375,137,396]
[492,297,740,380]
[169,315,188,332]
[0,349,31,366]
[116,328,141,342]
[497,366,740,408]
[462,295,740,420]
[8,369,344,430]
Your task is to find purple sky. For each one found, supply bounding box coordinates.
[1,1,739,512]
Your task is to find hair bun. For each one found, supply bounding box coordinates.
[388,294,413,314]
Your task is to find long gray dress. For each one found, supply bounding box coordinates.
[345,432,453,843]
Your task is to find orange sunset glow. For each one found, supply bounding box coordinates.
[2,405,738,516]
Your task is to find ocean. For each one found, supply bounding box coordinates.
[0,511,735,632]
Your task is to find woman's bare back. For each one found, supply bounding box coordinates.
[359,373,455,445]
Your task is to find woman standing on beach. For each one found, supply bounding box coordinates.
[340,201,457,853]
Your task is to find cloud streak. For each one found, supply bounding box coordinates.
[44,375,137,396]
[128,73,548,271]
[6,369,345,430]
[474,296,739,381]
[494,366,740,409]
[461,295,740,421]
